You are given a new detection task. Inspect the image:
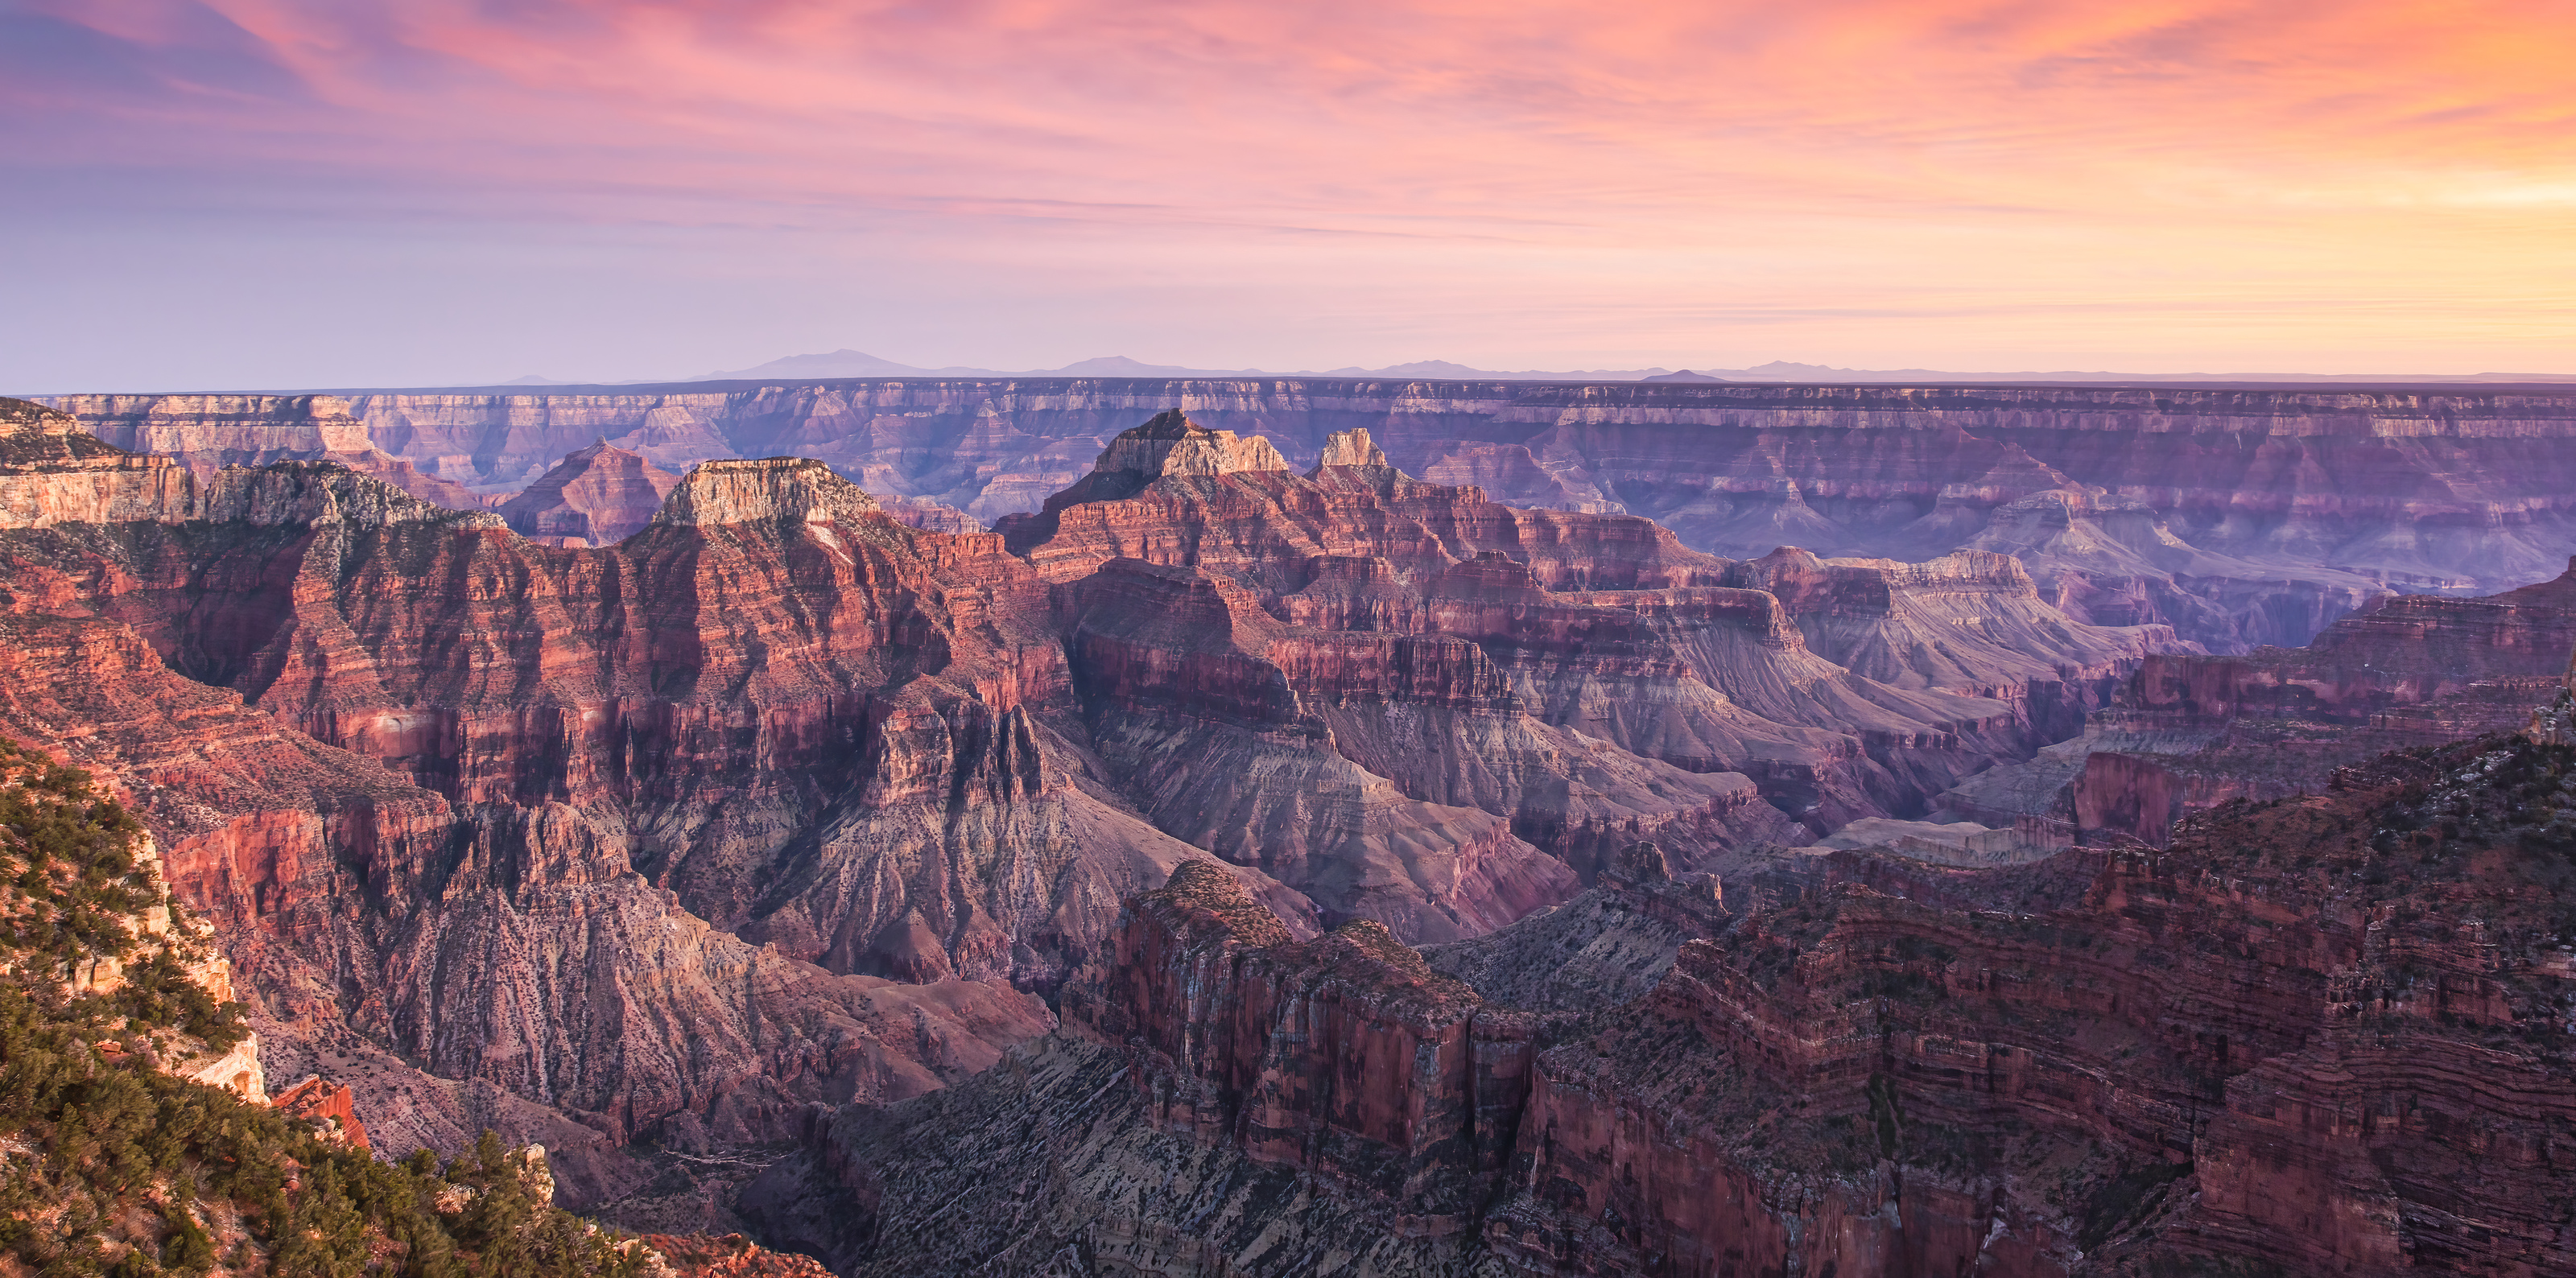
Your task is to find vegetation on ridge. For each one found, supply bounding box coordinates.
[0,736,647,1278]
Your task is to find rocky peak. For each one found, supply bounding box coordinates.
[651,456,883,528]
[1090,410,1290,480]
[1600,838,1674,887]
[1133,858,1295,949]
[1307,427,1407,492]
[198,461,505,531]
[1314,427,1391,471]
[0,397,136,470]
[0,397,75,434]
[497,439,680,545]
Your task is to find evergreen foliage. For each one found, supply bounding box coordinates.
[0,736,646,1276]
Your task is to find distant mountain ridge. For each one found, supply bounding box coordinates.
[24,356,2576,401]
[601,348,2576,388]
[672,349,1681,383]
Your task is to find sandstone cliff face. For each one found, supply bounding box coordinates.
[47,392,484,509]
[1022,421,2169,858]
[0,399,504,534]
[788,738,2576,1277]
[0,402,2203,1234]
[1088,408,1293,478]
[0,399,196,527]
[1946,558,2576,846]
[0,526,1058,1199]
[56,381,2576,650]
[1063,862,1540,1221]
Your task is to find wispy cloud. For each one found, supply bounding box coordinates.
[3,0,2572,387]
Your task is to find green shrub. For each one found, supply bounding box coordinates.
[0,736,643,1276]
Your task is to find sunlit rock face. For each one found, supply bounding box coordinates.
[1088,408,1293,478]
[49,392,484,508]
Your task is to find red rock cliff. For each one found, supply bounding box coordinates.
[64,380,2576,649]
[1043,739,2576,1277]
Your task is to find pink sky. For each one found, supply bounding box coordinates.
[4,0,2572,388]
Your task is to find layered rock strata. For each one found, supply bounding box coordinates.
[496,439,679,544]
[59,381,2576,649]
[0,412,1241,1194]
[1726,546,2190,740]
[1022,418,2178,870]
[0,528,1060,1198]
[0,399,2194,1225]
[51,392,482,508]
[782,740,2576,1276]
[1945,557,2576,844]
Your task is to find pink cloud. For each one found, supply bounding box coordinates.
[5,0,2574,378]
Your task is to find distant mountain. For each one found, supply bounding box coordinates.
[683,350,1267,381]
[1319,360,1680,381]
[686,349,972,381]
[1320,360,1493,378]
[1709,361,2576,384]
[637,351,2576,390]
[1041,355,1260,377]
[666,351,1683,384]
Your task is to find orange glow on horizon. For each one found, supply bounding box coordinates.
[4,0,2573,384]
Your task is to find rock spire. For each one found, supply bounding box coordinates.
[1090,410,1290,479]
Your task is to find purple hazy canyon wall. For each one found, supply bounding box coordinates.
[50,381,2576,653]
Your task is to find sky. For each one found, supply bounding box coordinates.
[2,0,2573,390]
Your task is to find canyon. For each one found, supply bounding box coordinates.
[47,380,2576,653]
[1943,557,2576,847]
[762,740,2576,1276]
[6,384,2574,1276]
[0,400,2161,1185]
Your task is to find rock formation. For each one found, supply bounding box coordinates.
[1725,546,2190,740]
[772,736,2576,1275]
[1942,556,2576,845]
[271,1074,373,1148]
[19,382,2576,1275]
[54,380,2576,650]
[1087,408,1291,478]
[0,731,668,1275]
[496,439,680,545]
[646,1233,836,1278]
[0,397,2223,1245]
[50,392,484,509]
